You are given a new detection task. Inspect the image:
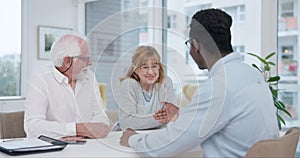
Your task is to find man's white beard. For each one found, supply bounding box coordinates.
[73,67,89,80]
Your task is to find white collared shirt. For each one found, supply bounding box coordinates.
[24,66,109,138]
[128,53,279,157]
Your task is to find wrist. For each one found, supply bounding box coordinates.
[76,123,89,137]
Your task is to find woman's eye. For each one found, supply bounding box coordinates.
[152,65,158,68]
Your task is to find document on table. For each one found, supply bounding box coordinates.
[0,138,52,149]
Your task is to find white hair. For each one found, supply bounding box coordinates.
[50,34,88,67]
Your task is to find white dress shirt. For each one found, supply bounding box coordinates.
[24,66,109,139]
[128,53,279,157]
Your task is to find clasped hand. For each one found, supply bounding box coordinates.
[153,102,179,123]
[120,103,179,147]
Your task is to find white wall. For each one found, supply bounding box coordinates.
[21,0,78,96]
[0,0,79,111]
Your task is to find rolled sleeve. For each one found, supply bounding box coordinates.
[129,134,149,153]
[67,122,76,136]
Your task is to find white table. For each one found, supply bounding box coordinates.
[0,131,201,157]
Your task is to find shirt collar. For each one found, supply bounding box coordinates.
[209,53,241,76]
[51,65,91,84]
[50,65,69,84]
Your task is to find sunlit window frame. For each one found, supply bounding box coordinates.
[77,0,277,109]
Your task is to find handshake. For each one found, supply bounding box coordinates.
[153,102,179,124]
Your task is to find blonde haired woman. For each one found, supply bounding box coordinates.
[118,46,177,130]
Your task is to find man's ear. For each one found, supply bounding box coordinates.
[63,56,72,67]
[192,39,201,52]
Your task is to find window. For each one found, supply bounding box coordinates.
[0,0,21,96]
[233,45,245,53]
[167,15,176,29]
[223,5,246,22]
[233,45,245,60]
[184,3,211,19]
[279,91,298,121]
[278,0,300,128]
[85,0,162,109]
[279,1,296,31]
[280,1,294,17]
[84,0,276,112]
[166,1,255,95]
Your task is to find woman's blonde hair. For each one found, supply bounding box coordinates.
[120,46,165,84]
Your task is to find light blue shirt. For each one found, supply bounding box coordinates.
[128,53,279,157]
[142,88,159,114]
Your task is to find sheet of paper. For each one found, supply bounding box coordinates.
[0,138,52,149]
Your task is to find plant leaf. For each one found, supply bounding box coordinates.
[267,76,280,82]
[270,86,278,97]
[265,52,276,60]
[274,100,284,110]
[277,113,285,130]
[268,62,276,66]
[277,114,286,125]
[249,51,291,130]
[274,99,287,110]
[247,52,260,58]
[278,101,292,117]
[277,117,281,130]
[247,53,268,65]
[281,108,292,117]
[274,100,292,117]
[278,100,286,108]
[251,64,262,72]
[264,65,270,71]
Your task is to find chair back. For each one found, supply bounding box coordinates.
[245,127,300,157]
[0,111,26,139]
[105,110,118,123]
[183,84,198,101]
[98,83,107,109]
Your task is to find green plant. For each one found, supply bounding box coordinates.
[248,52,292,130]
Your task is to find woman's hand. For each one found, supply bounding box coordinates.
[153,102,179,123]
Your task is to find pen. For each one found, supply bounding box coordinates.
[2,138,23,142]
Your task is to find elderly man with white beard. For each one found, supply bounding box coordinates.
[25,34,110,141]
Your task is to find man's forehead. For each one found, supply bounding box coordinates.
[79,41,90,55]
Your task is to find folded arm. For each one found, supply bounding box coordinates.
[118,79,164,130]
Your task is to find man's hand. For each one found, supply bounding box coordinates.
[153,102,179,123]
[60,136,86,141]
[153,107,167,123]
[120,128,137,147]
[76,123,110,139]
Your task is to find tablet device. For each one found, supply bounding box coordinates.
[0,135,67,156]
[38,135,67,146]
[39,135,86,145]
